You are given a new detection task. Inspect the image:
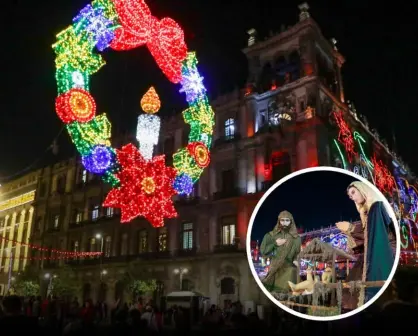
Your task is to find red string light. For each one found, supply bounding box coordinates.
[371,156,396,193]
[110,0,188,83]
[0,236,101,256]
[333,110,357,162]
[103,143,177,227]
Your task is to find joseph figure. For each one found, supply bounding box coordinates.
[260,210,301,292]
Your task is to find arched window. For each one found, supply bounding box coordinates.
[220,277,235,295]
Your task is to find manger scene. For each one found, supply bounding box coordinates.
[270,238,385,316]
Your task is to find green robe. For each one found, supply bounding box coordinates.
[260,210,301,293]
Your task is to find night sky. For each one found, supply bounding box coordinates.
[250,170,361,243]
[1,0,417,181]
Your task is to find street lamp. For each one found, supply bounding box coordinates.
[173,267,188,290]
[96,233,104,280]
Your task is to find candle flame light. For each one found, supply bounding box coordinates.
[140,86,161,114]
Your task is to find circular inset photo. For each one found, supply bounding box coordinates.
[246,166,400,321]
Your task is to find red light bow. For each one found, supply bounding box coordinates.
[110,0,188,84]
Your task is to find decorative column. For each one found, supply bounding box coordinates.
[237,153,247,193]
[246,148,256,193]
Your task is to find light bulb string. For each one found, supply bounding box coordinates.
[0,236,102,256]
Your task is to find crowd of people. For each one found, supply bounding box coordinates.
[0,288,417,335]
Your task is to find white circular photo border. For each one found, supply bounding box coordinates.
[246,166,401,322]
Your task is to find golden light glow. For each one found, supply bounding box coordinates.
[140,87,161,114]
[141,177,156,194]
[0,191,36,213]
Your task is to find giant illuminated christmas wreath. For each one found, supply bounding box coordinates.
[52,0,214,227]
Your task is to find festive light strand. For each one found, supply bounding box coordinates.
[333,110,357,162]
[52,0,215,226]
[0,236,101,256]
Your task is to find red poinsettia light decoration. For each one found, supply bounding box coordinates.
[103,143,177,227]
[371,156,396,194]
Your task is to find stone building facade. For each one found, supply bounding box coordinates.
[0,170,40,295]
[27,4,416,306]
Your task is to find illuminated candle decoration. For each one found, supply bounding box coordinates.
[140,87,161,114]
[136,87,161,160]
[52,0,215,226]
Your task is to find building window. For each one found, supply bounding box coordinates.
[181,279,193,291]
[105,236,112,257]
[53,215,60,229]
[89,238,96,252]
[73,241,79,253]
[138,230,148,253]
[220,277,235,295]
[271,152,291,182]
[221,169,235,193]
[157,227,168,252]
[181,223,193,250]
[76,212,83,223]
[92,205,100,221]
[82,170,87,183]
[221,216,236,246]
[57,175,66,193]
[224,118,235,139]
[106,207,114,217]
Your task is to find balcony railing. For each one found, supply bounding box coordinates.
[213,133,241,148]
[174,247,197,257]
[65,251,172,266]
[213,244,242,254]
[68,215,116,229]
[212,189,241,201]
[175,196,200,206]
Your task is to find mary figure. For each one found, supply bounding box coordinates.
[336,181,397,307]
